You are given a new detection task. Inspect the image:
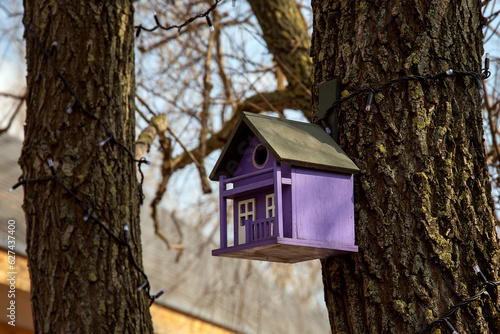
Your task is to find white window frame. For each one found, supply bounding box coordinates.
[265,193,275,218]
[239,198,256,226]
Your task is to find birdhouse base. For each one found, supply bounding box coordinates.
[212,237,358,263]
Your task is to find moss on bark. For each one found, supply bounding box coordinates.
[312,0,500,332]
[21,1,153,332]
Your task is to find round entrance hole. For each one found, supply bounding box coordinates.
[253,144,268,168]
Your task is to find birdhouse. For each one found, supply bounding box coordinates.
[210,112,359,263]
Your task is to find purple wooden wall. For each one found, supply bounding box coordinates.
[291,167,355,245]
[230,136,279,244]
[218,135,356,255]
[233,137,276,186]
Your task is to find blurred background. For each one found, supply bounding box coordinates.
[1,1,499,333]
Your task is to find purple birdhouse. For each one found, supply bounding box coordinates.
[210,112,359,263]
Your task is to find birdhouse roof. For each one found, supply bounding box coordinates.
[210,112,359,180]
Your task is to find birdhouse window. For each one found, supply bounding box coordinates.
[265,193,275,218]
[239,198,255,226]
[253,143,268,168]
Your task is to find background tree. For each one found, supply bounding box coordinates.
[20,1,154,332]
[484,0,500,216]
[312,0,500,332]
[2,0,500,332]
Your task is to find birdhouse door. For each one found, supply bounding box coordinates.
[237,198,255,244]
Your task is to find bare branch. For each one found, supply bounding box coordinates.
[135,100,186,259]
[135,113,167,159]
[170,88,303,172]
[0,91,25,99]
[0,3,22,17]
[136,93,158,117]
[0,92,25,136]
[197,13,217,194]
[214,25,236,123]
[247,0,312,118]
[152,210,184,262]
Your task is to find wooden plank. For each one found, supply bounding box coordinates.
[213,237,278,254]
[273,162,283,238]
[291,167,298,239]
[224,167,273,184]
[243,112,360,174]
[222,178,274,198]
[219,175,227,248]
[212,237,358,263]
[234,204,239,247]
[292,167,355,245]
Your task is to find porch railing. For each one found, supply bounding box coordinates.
[245,218,275,243]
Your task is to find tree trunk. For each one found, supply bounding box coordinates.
[20,1,154,332]
[311,1,500,332]
[247,0,312,118]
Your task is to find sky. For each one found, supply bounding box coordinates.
[0,1,25,139]
[0,58,25,138]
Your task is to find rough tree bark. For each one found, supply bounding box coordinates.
[312,1,500,333]
[20,1,154,332]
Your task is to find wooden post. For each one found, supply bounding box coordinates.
[273,161,283,238]
[219,175,227,248]
[234,201,239,246]
[318,79,341,143]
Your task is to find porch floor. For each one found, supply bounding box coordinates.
[212,237,358,263]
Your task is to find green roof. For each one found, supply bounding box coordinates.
[209,112,359,180]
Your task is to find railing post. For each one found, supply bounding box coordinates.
[219,175,227,248]
[245,220,251,243]
[234,214,239,246]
